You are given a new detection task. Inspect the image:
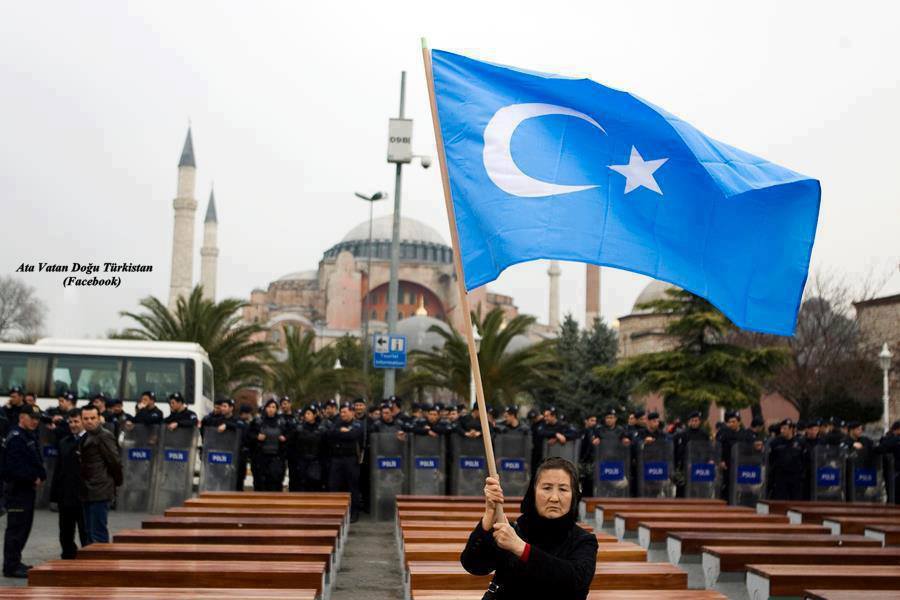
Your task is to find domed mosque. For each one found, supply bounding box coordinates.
[242,215,522,349]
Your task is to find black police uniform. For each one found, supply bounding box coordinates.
[163,407,198,430]
[249,413,289,492]
[278,410,302,492]
[49,430,88,558]
[293,419,325,492]
[878,431,900,504]
[768,433,805,500]
[717,424,757,501]
[324,417,363,520]
[1,422,46,576]
[130,405,164,426]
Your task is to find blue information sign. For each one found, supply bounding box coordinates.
[415,457,439,469]
[853,468,876,488]
[460,457,485,470]
[817,466,840,487]
[377,457,402,470]
[643,461,669,481]
[164,449,188,462]
[128,448,152,462]
[500,459,524,472]
[690,463,716,483]
[598,461,625,481]
[736,464,762,485]
[207,451,233,465]
[373,334,407,369]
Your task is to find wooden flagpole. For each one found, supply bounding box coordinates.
[421,39,505,523]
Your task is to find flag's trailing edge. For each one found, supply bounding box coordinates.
[429,49,820,336]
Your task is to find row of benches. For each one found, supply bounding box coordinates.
[0,491,352,600]
[393,495,727,600]
[594,496,900,599]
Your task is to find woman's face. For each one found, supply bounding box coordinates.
[534,468,573,519]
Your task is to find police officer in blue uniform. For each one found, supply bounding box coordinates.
[1,404,46,578]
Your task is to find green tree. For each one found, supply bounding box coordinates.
[267,328,365,404]
[597,288,787,419]
[117,286,271,396]
[408,308,555,407]
[330,334,384,401]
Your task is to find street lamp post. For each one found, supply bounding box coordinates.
[470,329,482,409]
[355,190,387,386]
[880,342,893,433]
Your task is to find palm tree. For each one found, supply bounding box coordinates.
[117,286,271,396]
[267,327,365,404]
[407,308,555,406]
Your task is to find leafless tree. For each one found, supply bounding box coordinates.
[0,276,47,343]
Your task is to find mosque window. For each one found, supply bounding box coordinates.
[371,311,377,320]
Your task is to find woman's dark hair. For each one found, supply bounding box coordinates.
[521,457,582,515]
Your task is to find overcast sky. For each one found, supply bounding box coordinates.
[1,1,898,339]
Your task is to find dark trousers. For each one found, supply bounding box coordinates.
[287,458,302,492]
[769,476,804,501]
[58,503,88,559]
[294,457,322,492]
[82,500,110,545]
[236,450,249,491]
[252,455,285,492]
[3,488,35,573]
[328,455,361,516]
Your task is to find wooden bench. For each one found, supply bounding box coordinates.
[666,532,881,564]
[822,515,900,535]
[0,588,316,599]
[596,504,748,526]
[637,521,828,548]
[786,505,900,524]
[399,520,594,533]
[746,564,900,598]
[114,528,339,547]
[29,560,327,596]
[803,591,900,600]
[406,561,687,597]
[864,524,900,546]
[398,510,523,524]
[184,497,349,510]
[613,511,785,538]
[402,541,647,565]
[756,500,884,515]
[142,515,343,531]
[397,495,522,504]
[199,491,350,499]
[702,545,900,588]
[412,591,727,600]
[584,497,724,523]
[166,506,348,519]
[401,529,617,546]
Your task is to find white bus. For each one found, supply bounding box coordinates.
[0,338,214,417]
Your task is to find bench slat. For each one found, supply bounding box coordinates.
[141,516,342,530]
[0,588,315,599]
[114,528,337,546]
[746,564,900,597]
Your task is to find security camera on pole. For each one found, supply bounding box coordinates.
[382,71,431,399]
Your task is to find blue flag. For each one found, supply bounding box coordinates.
[430,49,820,336]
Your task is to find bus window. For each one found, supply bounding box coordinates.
[202,363,213,401]
[123,358,190,404]
[0,352,49,396]
[51,355,122,400]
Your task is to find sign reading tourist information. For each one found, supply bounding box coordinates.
[373,334,407,369]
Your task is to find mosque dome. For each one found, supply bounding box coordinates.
[276,270,318,283]
[323,214,453,265]
[632,280,680,314]
[395,315,452,353]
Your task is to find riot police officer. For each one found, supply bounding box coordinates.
[44,391,77,442]
[1,404,46,578]
[498,406,529,436]
[276,397,300,491]
[293,406,324,491]
[2,387,26,427]
[674,411,709,475]
[324,402,363,522]
[127,392,164,429]
[249,399,289,491]
[768,419,804,500]
[535,406,578,460]
[717,410,759,500]
[373,403,406,439]
[411,405,453,437]
[163,393,198,430]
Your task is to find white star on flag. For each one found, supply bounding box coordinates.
[608,146,668,194]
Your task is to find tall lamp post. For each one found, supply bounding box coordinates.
[880,342,893,433]
[355,190,387,387]
[383,70,432,399]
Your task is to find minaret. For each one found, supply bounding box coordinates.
[585,264,601,326]
[548,260,561,331]
[200,186,219,301]
[168,127,198,309]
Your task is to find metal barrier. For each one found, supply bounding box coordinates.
[408,434,446,496]
[118,423,161,512]
[369,431,407,520]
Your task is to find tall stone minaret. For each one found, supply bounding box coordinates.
[585,264,601,326]
[168,127,198,309]
[200,187,219,301]
[548,260,561,331]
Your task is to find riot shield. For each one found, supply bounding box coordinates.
[685,440,719,499]
[148,426,199,514]
[451,435,488,496]
[637,438,675,497]
[36,423,60,508]
[199,426,242,492]
[494,432,531,497]
[811,444,846,501]
[542,437,581,463]
[369,431,407,520]
[593,433,631,498]
[847,446,884,503]
[119,423,161,512]
[408,434,446,496]
[729,442,766,507]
